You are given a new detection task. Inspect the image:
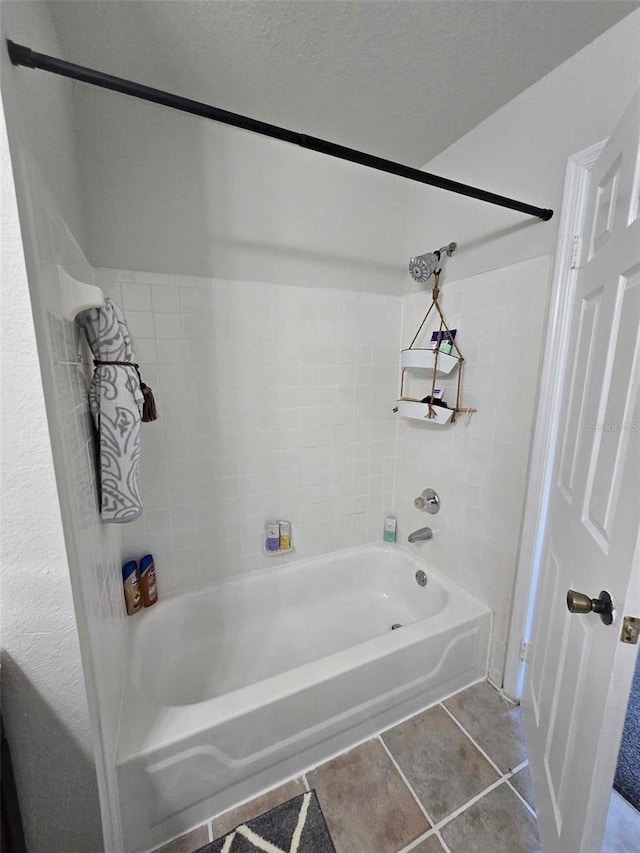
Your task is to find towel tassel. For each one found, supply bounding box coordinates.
[93,359,159,422]
[140,382,158,422]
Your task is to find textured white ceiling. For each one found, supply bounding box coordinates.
[49,0,639,166]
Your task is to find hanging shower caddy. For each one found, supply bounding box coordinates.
[394,270,477,425]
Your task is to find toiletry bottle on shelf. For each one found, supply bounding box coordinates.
[122,561,142,615]
[279,520,291,551]
[266,521,280,552]
[139,554,158,607]
[384,516,397,543]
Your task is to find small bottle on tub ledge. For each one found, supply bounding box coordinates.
[139,554,158,607]
[278,520,291,550]
[264,520,293,554]
[266,521,280,552]
[122,560,142,615]
[383,516,397,543]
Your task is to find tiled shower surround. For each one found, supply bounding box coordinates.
[95,269,401,592]
[397,257,551,682]
[96,258,549,686]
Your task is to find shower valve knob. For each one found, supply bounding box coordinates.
[414,489,440,514]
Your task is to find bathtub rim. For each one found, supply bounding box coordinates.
[136,541,448,620]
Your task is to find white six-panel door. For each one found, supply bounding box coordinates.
[522,93,640,853]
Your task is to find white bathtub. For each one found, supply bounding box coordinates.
[117,544,491,852]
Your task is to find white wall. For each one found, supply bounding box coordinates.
[403,9,640,288]
[0,116,105,852]
[46,3,640,294]
[1,4,126,850]
[94,268,400,591]
[74,89,408,294]
[1,1,88,250]
[396,257,550,684]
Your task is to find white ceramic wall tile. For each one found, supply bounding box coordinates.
[134,270,175,286]
[150,284,180,313]
[394,256,551,681]
[125,311,155,339]
[154,313,182,339]
[111,270,401,592]
[122,282,152,312]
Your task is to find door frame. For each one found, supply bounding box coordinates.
[503,139,607,701]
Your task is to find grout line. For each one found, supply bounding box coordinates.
[302,774,310,793]
[434,775,507,832]
[396,827,439,852]
[439,702,505,778]
[435,829,453,853]
[401,774,521,853]
[509,759,529,776]
[207,820,213,842]
[377,735,437,830]
[505,778,537,818]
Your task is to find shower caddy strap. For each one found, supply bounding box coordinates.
[398,271,469,423]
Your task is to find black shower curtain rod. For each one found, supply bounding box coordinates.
[8,40,553,221]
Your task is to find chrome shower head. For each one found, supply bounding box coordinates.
[408,253,439,284]
[408,242,457,284]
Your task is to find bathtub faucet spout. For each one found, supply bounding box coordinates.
[408,526,433,543]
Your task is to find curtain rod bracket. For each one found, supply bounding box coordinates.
[8,41,35,68]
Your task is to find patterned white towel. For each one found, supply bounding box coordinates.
[77,298,144,523]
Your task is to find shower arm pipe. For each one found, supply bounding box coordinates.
[7,40,553,222]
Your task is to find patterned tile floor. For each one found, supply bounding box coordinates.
[154,680,540,853]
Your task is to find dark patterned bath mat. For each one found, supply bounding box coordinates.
[197,791,336,853]
[614,650,640,811]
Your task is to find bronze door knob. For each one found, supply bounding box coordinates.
[566,590,614,625]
